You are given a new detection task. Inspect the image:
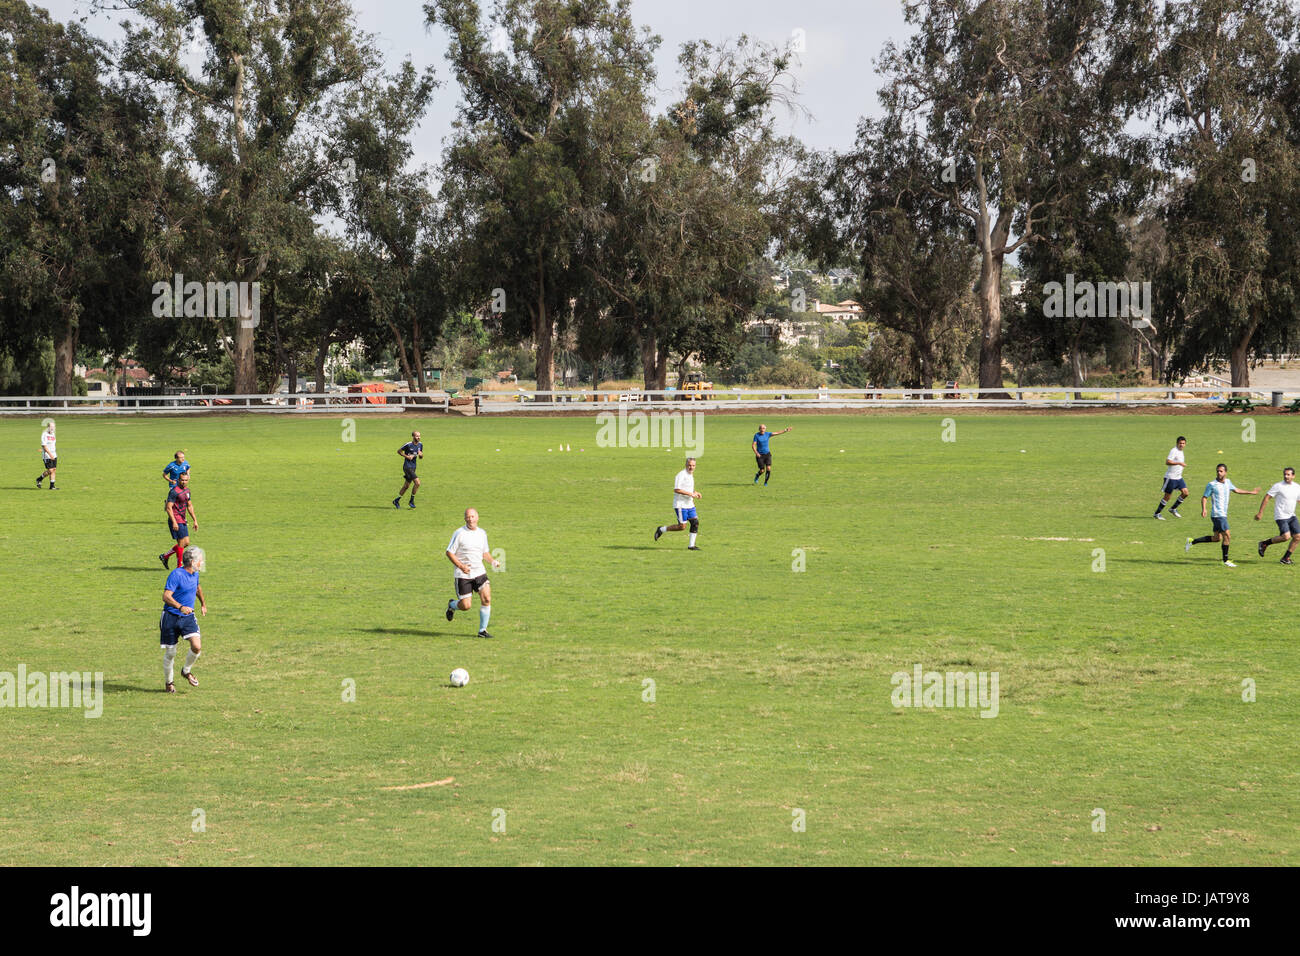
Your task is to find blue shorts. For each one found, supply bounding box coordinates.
[1277,516,1300,537]
[1211,516,1229,533]
[1163,478,1187,495]
[169,521,189,541]
[159,609,199,646]
[675,507,698,523]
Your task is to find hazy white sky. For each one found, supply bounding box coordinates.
[50,0,913,166]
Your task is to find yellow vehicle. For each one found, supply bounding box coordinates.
[681,371,714,400]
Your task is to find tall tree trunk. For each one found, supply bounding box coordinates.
[233,299,257,396]
[1070,328,1086,400]
[385,317,419,393]
[535,311,555,392]
[640,329,657,390]
[916,337,935,394]
[287,352,297,394]
[1230,316,1260,388]
[976,252,1005,393]
[534,251,555,391]
[413,335,431,404]
[53,310,76,398]
[314,335,328,405]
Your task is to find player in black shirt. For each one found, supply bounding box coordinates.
[393,431,423,509]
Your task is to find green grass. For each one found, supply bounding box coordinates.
[0,412,1295,865]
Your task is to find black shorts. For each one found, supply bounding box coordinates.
[402,464,418,481]
[455,574,488,596]
[755,452,772,467]
[43,457,56,469]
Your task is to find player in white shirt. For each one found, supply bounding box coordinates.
[444,507,501,638]
[654,457,702,550]
[1255,467,1300,564]
[1153,436,1187,518]
[36,422,58,490]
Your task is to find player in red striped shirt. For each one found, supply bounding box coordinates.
[159,472,198,569]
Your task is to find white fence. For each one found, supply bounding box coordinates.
[0,385,1290,414]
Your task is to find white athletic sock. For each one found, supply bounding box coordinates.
[184,649,200,672]
[163,646,177,683]
[657,526,665,533]
[689,532,697,546]
[479,606,490,631]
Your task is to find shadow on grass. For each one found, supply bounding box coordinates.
[342,505,404,510]
[101,682,169,694]
[101,566,161,572]
[603,544,660,550]
[362,626,436,637]
[119,520,157,525]
[1103,515,1174,521]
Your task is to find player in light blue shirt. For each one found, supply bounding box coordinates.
[1186,463,1258,566]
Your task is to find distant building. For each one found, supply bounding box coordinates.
[827,268,858,289]
[814,299,864,322]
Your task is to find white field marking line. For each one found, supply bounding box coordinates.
[380,777,455,791]
[1019,536,1096,542]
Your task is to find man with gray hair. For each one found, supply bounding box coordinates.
[445,508,501,638]
[160,546,207,693]
[655,457,702,550]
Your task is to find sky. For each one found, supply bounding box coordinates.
[47,0,915,167]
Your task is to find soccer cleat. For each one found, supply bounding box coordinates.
[35,478,42,488]
[477,629,494,639]
[166,682,175,694]
[1185,537,1193,552]
[408,500,416,509]
[688,545,701,550]
[1282,555,1295,565]
[181,669,198,687]
[159,553,170,568]
[1259,541,1268,558]
[1170,509,1181,518]
[392,497,401,509]
[1223,560,1237,567]
[754,476,760,484]
[1154,513,1165,520]
[654,527,663,542]
[446,601,455,622]
[49,484,56,490]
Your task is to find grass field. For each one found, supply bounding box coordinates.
[0,411,1296,865]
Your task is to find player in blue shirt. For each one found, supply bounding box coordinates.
[1186,463,1258,566]
[751,424,792,485]
[393,431,423,509]
[162,450,190,489]
[160,545,207,693]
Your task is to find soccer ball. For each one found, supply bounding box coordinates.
[450,668,470,687]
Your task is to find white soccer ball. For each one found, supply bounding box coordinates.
[449,668,470,687]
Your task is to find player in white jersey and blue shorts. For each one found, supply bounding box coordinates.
[445,507,500,638]
[1186,463,1258,566]
[654,457,702,550]
[36,422,58,490]
[1255,467,1300,564]
[1154,436,1188,518]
